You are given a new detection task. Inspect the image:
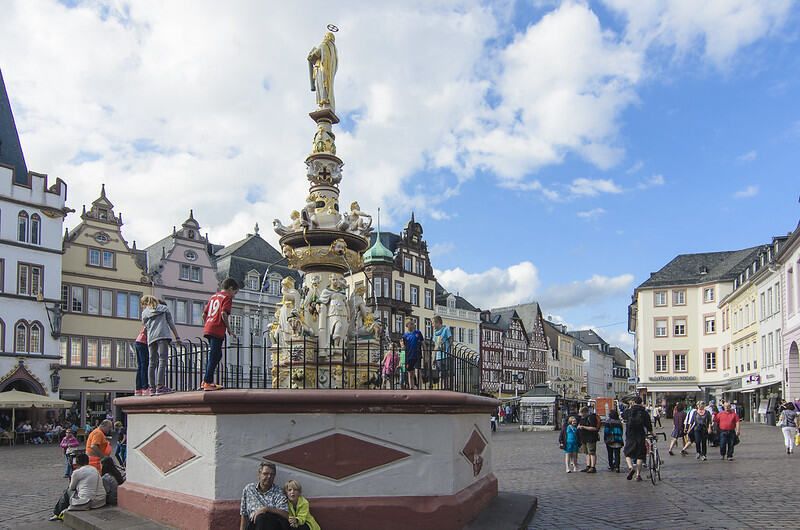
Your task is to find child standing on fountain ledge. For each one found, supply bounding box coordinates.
[201,278,240,391]
[141,296,180,396]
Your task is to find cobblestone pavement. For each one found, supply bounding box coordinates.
[1,423,797,529]
[492,421,799,529]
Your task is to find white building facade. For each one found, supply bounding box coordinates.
[777,222,800,402]
[0,167,69,397]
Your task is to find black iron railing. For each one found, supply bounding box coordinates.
[164,336,481,394]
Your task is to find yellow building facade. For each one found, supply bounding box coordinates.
[59,186,151,426]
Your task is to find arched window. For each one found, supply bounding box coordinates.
[29,323,42,353]
[30,214,41,245]
[17,211,29,242]
[245,272,260,290]
[14,322,28,353]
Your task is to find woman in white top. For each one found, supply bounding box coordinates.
[778,402,799,454]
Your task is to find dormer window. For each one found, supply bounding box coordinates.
[98,208,108,220]
[245,272,260,290]
[447,296,456,310]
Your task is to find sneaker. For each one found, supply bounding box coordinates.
[154,386,175,395]
[142,388,152,396]
[680,450,688,456]
[134,389,142,397]
[721,455,726,460]
[701,455,707,461]
[48,513,63,521]
[727,457,734,461]
[587,467,597,473]
[696,454,701,460]
[635,475,643,482]
[566,469,572,473]
[579,467,589,472]
[626,468,635,480]
[668,450,674,456]
[201,382,223,391]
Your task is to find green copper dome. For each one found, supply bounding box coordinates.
[363,235,394,264]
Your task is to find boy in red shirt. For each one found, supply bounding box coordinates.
[713,402,741,461]
[201,278,240,391]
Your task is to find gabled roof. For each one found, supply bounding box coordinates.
[493,302,542,335]
[0,69,29,184]
[637,246,763,289]
[214,233,300,286]
[434,281,480,311]
[610,346,633,366]
[489,308,528,335]
[568,329,608,348]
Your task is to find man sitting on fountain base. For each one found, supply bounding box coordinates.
[240,462,290,530]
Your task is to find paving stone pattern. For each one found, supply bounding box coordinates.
[492,422,799,529]
[1,423,797,529]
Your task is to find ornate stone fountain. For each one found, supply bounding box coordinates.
[270,30,379,388]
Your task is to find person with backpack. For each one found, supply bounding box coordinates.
[623,396,653,482]
[577,406,601,473]
[604,409,624,472]
[688,401,713,461]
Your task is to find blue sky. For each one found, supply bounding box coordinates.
[2,1,799,349]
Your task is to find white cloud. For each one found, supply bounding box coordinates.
[569,178,623,196]
[577,207,606,219]
[538,273,635,310]
[604,0,792,67]
[625,160,644,174]
[737,150,757,162]
[733,185,759,198]
[637,174,665,189]
[435,262,540,309]
[429,242,455,258]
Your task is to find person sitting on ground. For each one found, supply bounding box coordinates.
[284,480,320,530]
[100,456,125,505]
[240,462,290,530]
[49,453,106,521]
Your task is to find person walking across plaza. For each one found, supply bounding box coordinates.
[604,409,624,472]
[141,296,181,395]
[714,401,741,461]
[202,278,240,391]
[623,396,652,482]
[688,401,712,460]
[402,318,424,390]
[653,404,662,428]
[60,429,80,478]
[559,416,580,473]
[577,406,601,473]
[777,401,799,454]
[668,402,688,456]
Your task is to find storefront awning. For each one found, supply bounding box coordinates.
[644,386,701,393]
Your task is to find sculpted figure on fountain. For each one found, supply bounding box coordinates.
[317,274,350,349]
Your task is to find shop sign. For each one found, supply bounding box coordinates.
[650,375,696,382]
[745,375,760,384]
[80,376,118,384]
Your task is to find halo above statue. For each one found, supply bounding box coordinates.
[327,24,339,32]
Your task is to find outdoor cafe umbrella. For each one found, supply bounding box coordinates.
[0,389,72,435]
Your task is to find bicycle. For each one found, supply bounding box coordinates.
[646,432,667,485]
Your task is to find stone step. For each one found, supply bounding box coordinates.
[463,491,538,530]
[62,507,174,530]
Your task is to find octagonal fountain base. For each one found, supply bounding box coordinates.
[115,390,498,530]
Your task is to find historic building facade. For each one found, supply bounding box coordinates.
[348,215,436,342]
[777,221,800,403]
[543,320,584,399]
[479,311,503,395]
[434,284,481,354]
[146,211,219,342]
[491,309,534,398]
[494,302,550,388]
[0,70,71,397]
[59,186,150,425]
[629,247,763,407]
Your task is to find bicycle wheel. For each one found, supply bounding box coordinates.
[648,451,657,485]
[655,448,662,481]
